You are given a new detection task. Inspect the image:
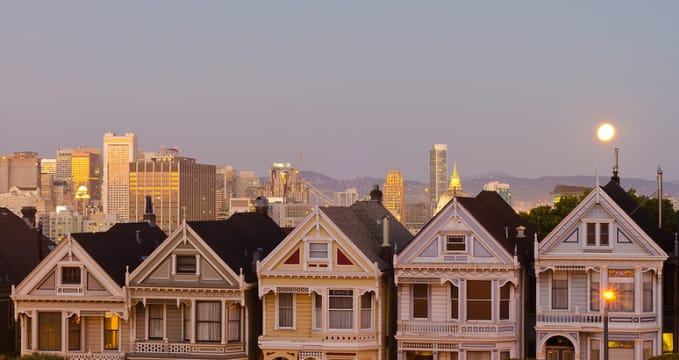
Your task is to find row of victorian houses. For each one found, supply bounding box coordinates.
[2,174,678,360]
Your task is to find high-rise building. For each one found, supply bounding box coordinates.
[429,144,448,215]
[56,148,73,183]
[266,162,308,203]
[40,159,56,202]
[237,171,260,199]
[484,181,512,206]
[102,132,138,221]
[129,151,216,234]
[0,151,41,194]
[333,188,359,207]
[383,169,406,222]
[71,147,101,202]
[216,165,238,218]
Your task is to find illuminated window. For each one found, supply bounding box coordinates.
[608,269,634,312]
[104,315,119,350]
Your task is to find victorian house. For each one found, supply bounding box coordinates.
[11,222,166,359]
[535,178,668,360]
[394,191,535,360]
[257,200,412,360]
[126,213,286,360]
[1,207,53,354]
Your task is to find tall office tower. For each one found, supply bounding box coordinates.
[429,144,448,215]
[40,159,56,201]
[129,151,216,234]
[483,181,512,206]
[237,171,260,199]
[267,162,308,203]
[216,165,237,218]
[383,169,406,222]
[333,188,359,207]
[0,151,41,193]
[56,148,74,183]
[71,147,101,202]
[102,132,138,221]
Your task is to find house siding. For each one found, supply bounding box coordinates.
[571,272,587,312]
[85,316,102,352]
[431,284,449,320]
[539,274,549,310]
[167,305,182,342]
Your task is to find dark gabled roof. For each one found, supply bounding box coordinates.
[188,213,287,283]
[320,201,413,270]
[72,223,167,286]
[457,191,535,263]
[602,179,673,253]
[0,208,54,288]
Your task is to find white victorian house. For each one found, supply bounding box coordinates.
[535,179,668,360]
[394,191,535,360]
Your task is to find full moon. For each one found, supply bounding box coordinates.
[597,123,615,142]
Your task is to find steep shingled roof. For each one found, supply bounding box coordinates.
[0,208,54,288]
[602,179,673,253]
[457,191,535,263]
[72,223,167,286]
[189,213,287,283]
[320,200,413,270]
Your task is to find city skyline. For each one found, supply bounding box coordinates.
[2,2,678,182]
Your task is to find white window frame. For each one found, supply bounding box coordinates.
[312,293,322,330]
[584,221,612,247]
[328,289,354,330]
[174,254,198,275]
[444,234,467,253]
[551,271,569,311]
[360,292,373,330]
[147,304,164,340]
[276,293,295,330]
[412,283,429,320]
[308,242,329,260]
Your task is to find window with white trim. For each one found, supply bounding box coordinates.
[176,255,197,274]
[329,290,353,329]
[586,222,610,246]
[277,293,294,329]
[196,301,221,342]
[104,315,120,350]
[552,272,568,310]
[590,272,600,311]
[467,280,491,320]
[608,269,634,312]
[499,283,511,320]
[313,293,322,330]
[61,267,81,285]
[643,272,654,312]
[309,243,329,260]
[413,284,429,319]
[446,235,466,252]
[450,284,459,320]
[227,303,241,342]
[360,293,372,329]
[38,312,61,351]
[68,315,80,351]
[148,305,163,339]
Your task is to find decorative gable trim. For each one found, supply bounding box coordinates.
[617,229,632,244]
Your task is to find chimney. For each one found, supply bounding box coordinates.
[21,206,37,229]
[381,216,392,262]
[255,196,270,217]
[370,185,383,204]
[143,195,156,226]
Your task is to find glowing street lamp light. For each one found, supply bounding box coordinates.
[603,289,616,360]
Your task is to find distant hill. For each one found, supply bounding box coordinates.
[299,170,679,211]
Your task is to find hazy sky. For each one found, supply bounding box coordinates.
[2,2,678,182]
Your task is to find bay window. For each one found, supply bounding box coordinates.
[329,290,353,329]
[360,292,372,329]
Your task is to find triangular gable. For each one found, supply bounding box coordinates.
[259,208,378,275]
[397,198,513,265]
[14,236,123,300]
[539,186,667,258]
[129,221,241,288]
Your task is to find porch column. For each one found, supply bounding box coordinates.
[61,311,67,353]
[221,299,226,344]
[397,350,403,360]
[190,298,196,344]
[535,270,541,313]
[31,312,37,353]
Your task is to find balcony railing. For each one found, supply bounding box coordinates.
[537,312,658,327]
[67,352,124,360]
[397,321,516,337]
[133,341,245,355]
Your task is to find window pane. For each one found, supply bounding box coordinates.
[500,284,511,320]
[590,274,600,311]
[361,293,372,329]
[183,304,191,341]
[148,305,163,339]
[68,315,80,351]
[446,235,466,251]
[552,273,568,310]
[38,312,61,351]
[196,302,221,342]
[450,285,459,320]
[309,243,328,259]
[278,294,293,328]
[643,272,653,312]
[467,281,491,320]
[104,315,119,350]
[176,255,196,274]
[600,223,609,246]
[329,290,353,329]
[413,284,428,319]
[587,223,596,246]
[62,267,81,284]
[227,304,240,342]
[314,294,322,329]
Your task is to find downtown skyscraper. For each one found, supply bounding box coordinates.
[383,169,406,222]
[429,144,448,215]
[102,132,138,221]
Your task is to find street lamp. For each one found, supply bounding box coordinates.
[603,289,616,360]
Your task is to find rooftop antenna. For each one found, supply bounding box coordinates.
[658,166,663,228]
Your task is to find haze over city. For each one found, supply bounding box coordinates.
[2,2,678,181]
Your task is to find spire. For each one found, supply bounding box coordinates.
[448,162,462,192]
[611,147,620,184]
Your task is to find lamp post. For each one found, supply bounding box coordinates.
[603,289,616,360]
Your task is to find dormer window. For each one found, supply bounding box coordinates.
[446,235,466,252]
[61,267,81,285]
[586,222,610,246]
[176,255,197,274]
